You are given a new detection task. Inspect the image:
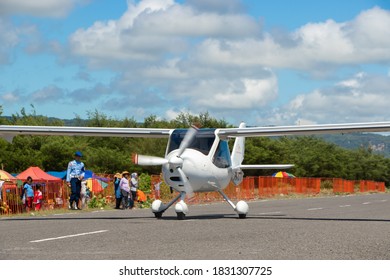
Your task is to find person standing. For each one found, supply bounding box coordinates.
[154,179,162,200]
[33,184,43,211]
[80,180,89,209]
[119,171,131,209]
[130,173,138,203]
[66,151,85,210]
[22,176,34,212]
[0,180,4,201]
[114,173,122,209]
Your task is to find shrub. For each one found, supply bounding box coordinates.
[88,194,107,208]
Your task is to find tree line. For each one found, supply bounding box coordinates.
[1,105,390,186]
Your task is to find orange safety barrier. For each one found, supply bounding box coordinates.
[332,178,355,193]
[258,176,320,197]
[148,175,386,205]
[360,180,385,192]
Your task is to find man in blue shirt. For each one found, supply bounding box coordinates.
[22,176,34,212]
[66,151,85,210]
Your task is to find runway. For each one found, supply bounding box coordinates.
[1,193,389,260]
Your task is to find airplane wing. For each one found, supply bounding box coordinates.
[2,121,390,139]
[0,125,171,139]
[217,122,390,138]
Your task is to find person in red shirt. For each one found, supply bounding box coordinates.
[33,184,43,211]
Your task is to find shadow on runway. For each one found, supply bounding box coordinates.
[2,213,390,223]
[246,215,390,223]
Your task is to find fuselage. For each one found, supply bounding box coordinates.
[161,128,233,192]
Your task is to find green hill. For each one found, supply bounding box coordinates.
[318,133,390,157]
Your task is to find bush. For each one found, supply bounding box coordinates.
[139,173,151,193]
[88,194,107,208]
[321,180,333,190]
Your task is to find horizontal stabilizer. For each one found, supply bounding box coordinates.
[238,164,294,170]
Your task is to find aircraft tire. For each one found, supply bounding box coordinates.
[177,212,186,220]
[154,212,163,218]
[238,214,246,219]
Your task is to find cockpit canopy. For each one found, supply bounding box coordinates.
[167,129,216,155]
[167,128,231,168]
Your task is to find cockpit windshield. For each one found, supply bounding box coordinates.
[212,140,231,168]
[167,129,216,155]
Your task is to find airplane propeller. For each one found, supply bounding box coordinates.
[177,166,194,198]
[133,125,199,197]
[177,125,198,157]
[132,154,168,166]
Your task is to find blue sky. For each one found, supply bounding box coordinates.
[1,0,390,126]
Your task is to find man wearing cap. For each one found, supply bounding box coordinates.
[66,151,85,210]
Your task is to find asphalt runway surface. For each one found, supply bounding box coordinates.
[1,193,389,260]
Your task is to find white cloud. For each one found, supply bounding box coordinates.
[31,85,64,103]
[69,0,259,65]
[69,3,390,73]
[0,18,20,64]
[3,1,390,126]
[0,0,78,18]
[194,76,278,109]
[1,91,20,102]
[268,72,390,124]
[65,3,390,124]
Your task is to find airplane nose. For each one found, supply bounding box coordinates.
[169,155,183,167]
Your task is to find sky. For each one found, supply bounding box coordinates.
[1,0,390,126]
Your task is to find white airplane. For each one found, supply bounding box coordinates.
[2,121,390,219]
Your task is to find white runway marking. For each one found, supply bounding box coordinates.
[362,202,371,205]
[30,230,108,243]
[258,211,282,215]
[53,213,76,216]
[339,205,351,208]
[307,208,323,211]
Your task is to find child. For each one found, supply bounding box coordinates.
[33,184,43,211]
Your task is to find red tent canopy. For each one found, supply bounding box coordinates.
[16,166,62,182]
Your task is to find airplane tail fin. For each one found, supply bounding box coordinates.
[231,122,246,169]
[230,122,246,185]
[230,122,294,185]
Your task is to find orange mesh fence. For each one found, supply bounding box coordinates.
[332,178,354,193]
[146,175,386,207]
[360,180,386,192]
[257,177,320,197]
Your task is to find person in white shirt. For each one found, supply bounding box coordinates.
[130,173,138,203]
[119,171,131,209]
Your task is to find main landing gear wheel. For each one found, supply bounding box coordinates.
[152,200,166,219]
[236,200,249,219]
[154,212,163,218]
[175,200,189,220]
[177,212,186,220]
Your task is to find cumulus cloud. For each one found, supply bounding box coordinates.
[0,18,20,64]
[3,0,390,125]
[64,2,390,124]
[265,72,390,124]
[0,0,79,18]
[31,85,65,103]
[1,91,20,102]
[69,0,260,65]
[192,75,278,109]
[190,7,390,70]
